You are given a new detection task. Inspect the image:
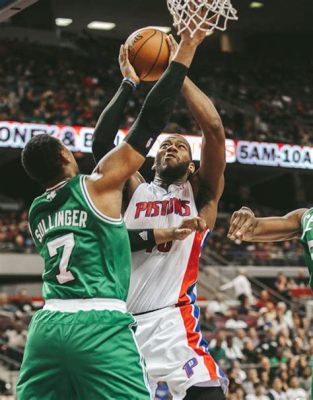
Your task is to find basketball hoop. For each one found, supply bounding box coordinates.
[166,0,238,37]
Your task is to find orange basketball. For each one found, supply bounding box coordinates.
[125,27,170,82]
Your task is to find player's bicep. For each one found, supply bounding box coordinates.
[93,142,145,192]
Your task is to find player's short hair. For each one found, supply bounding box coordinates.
[22,134,64,186]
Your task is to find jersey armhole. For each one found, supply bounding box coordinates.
[300,208,310,227]
[80,175,123,225]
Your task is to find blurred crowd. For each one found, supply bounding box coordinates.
[200,289,312,400]
[0,211,34,254]
[0,288,311,399]
[1,40,313,144]
[0,290,34,397]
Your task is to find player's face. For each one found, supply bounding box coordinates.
[154,136,194,180]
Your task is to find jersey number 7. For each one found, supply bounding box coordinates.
[47,233,76,284]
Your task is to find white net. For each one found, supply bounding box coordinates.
[166,0,238,37]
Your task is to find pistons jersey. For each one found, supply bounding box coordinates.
[124,181,208,314]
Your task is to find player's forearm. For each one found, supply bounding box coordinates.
[92,81,133,163]
[154,228,176,245]
[243,216,302,242]
[127,228,175,251]
[172,41,198,68]
[182,77,224,141]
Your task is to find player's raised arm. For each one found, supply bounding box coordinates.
[166,36,225,230]
[92,45,140,163]
[227,207,307,242]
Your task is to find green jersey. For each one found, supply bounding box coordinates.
[28,174,131,301]
[300,208,313,291]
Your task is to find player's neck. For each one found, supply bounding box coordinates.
[45,172,77,190]
[153,173,186,189]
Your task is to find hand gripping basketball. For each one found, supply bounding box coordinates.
[119,44,140,85]
[125,27,170,82]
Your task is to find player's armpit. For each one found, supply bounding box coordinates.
[126,172,145,201]
[228,208,307,242]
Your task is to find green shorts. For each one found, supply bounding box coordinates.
[17,309,151,400]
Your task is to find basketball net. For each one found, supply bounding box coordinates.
[166,0,238,37]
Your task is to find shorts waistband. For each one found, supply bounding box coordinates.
[133,304,176,317]
[43,298,127,313]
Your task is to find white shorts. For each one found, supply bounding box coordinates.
[134,304,228,400]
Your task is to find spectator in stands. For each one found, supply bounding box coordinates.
[206,293,229,316]
[295,268,308,287]
[233,329,246,351]
[209,330,228,366]
[298,365,312,393]
[4,321,27,349]
[285,376,307,400]
[267,377,287,400]
[220,269,253,301]
[242,338,259,364]
[274,273,290,302]
[201,310,217,333]
[255,290,275,311]
[247,326,260,347]
[225,309,248,330]
[224,336,244,361]
[246,383,270,400]
[242,368,261,395]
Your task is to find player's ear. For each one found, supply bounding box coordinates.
[151,163,156,171]
[60,148,72,165]
[188,162,196,175]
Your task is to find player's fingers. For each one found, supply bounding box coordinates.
[235,221,254,239]
[176,228,193,240]
[180,217,197,231]
[167,34,178,49]
[229,211,239,227]
[192,216,205,232]
[228,214,246,239]
[119,45,124,61]
[228,213,240,236]
[124,44,130,61]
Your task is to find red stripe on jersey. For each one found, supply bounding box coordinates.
[179,305,219,380]
[178,232,204,305]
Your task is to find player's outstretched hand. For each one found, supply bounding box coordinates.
[228,207,257,241]
[166,34,179,62]
[174,217,207,240]
[119,44,140,85]
[179,6,207,46]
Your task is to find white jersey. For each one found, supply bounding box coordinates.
[124,181,207,314]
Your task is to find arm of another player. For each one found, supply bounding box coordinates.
[166,36,225,230]
[227,207,307,242]
[91,45,145,198]
[92,45,140,164]
[129,217,206,251]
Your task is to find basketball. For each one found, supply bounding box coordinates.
[125,27,170,82]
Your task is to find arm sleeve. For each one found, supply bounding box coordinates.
[128,229,156,252]
[125,61,189,156]
[92,81,133,163]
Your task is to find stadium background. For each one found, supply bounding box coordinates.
[0,0,312,398]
